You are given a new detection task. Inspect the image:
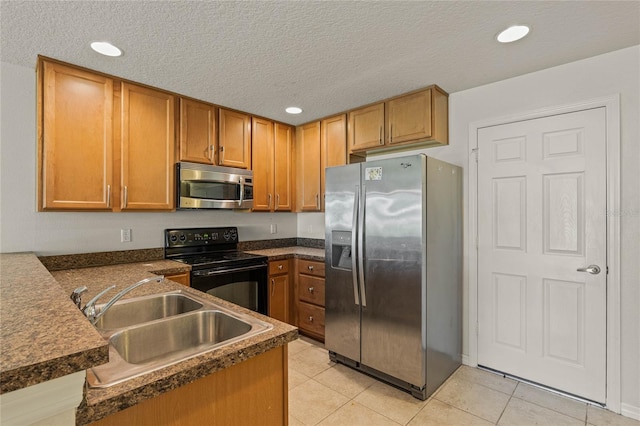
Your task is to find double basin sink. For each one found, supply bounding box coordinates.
[87,290,273,388]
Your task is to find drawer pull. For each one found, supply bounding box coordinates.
[308,287,314,294]
[278,264,283,270]
[308,316,314,322]
[308,265,314,271]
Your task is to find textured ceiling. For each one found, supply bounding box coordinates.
[2,1,639,125]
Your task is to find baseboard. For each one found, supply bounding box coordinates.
[621,403,640,421]
[462,355,474,366]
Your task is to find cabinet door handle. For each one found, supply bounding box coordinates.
[278,264,283,270]
[123,186,128,209]
[268,193,272,209]
[106,185,111,208]
[308,316,314,323]
[308,265,314,271]
[308,287,314,294]
[208,145,215,161]
[379,126,383,145]
[389,123,392,144]
[271,278,275,296]
[316,193,320,210]
[275,194,280,211]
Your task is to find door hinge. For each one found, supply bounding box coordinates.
[606,265,609,274]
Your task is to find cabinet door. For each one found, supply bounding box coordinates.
[40,60,113,210]
[386,89,432,145]
[121,83,175,210]
[269,275,288,323]
[320,114,346,211]
[347,103,384,153]
[165,272,190,286]
[274,123,293,211]
[251,117,274,211]
[296,121,321,211]
[179,98,216,164]
[219,108,251,169]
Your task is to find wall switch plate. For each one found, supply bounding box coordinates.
[121,228,132,242]
[270,224,277,234]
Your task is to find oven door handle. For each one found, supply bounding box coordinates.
[192,263,266,277]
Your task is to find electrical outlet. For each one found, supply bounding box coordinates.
[121,228,132,242]
[270,224,277,234]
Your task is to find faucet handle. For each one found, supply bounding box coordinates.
[82,285,116,319]
[70,286,88,309]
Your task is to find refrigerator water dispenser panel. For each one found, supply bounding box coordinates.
[331,230,352,270]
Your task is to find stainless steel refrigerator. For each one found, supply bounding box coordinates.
[324,154,462,400]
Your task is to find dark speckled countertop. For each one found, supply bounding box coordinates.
[1,253,299,425]
[246,246,325,261]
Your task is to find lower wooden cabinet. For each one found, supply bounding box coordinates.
[164,272,190,287]
[268,260,291,324]
[296,259,326,341]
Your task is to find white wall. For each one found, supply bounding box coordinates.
[0,61,298,255]
[448,45,640,414]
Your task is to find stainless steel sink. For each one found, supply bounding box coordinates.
[86,291,273,388]
[110,310,252,364]
[94,293,203,330]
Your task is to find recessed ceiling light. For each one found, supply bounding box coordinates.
[285,107,303,114]
[90,41,122,57]
[496,25,530,43]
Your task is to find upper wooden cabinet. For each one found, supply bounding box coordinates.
[39,60,114,210]
[120,82,175,210]
[273,123,294,211]
[251,117,274,211]
[386,87,448,147]
[179,98,217,165]
[348,86,448,154]
[347,102,385,152]
[295,121,321,212]
[252,120,294,212]
[320,114,347,211]
[219,108,251,169]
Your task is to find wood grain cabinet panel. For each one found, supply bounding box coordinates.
[164,272,190,287]
[348,102,385,153]
[120,83,175,210]
[179,98,216,165]
[268,260,291,324]
[39,60,114,210]
[296,259,325,341]
[273,123,294,211]
[320,114,346,211]
[251,117,275,211]
[219,108,251,169]
[386,87,448,147]
[295,122,321,212]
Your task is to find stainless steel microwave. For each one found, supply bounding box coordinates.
[177,162,254,209]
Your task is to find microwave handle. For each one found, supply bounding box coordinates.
[238,177,244,207]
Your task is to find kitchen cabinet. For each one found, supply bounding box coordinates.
[120,82,175,210]
[164,271,190,286]
[385,86,448,147]
[179,98,217,165]
[296,259,326,341]
[252,119,293,212]
[219,108,251,169]
[90,345,287,426]
[348,86,449,154]
[295,121,321,212]
[38,60,114,210]
[348,102,385,153]
[268,260,291,323]
[273,122,294,211]
[320,114,347,211]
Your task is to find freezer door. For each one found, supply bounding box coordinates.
[360,155,427,386]
[325,163,362,361]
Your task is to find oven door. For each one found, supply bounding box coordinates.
[191,263,268,315]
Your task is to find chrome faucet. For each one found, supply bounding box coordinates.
[70,276,164,325]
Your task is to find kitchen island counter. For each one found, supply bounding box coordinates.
[1,253,297,424]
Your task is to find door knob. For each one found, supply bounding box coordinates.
[577,265,601,275]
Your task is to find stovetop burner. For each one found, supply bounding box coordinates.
[164,227,266,270]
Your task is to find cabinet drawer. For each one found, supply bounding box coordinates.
[298,259,325,277]
[269,259,290,275]
[298,274,325,306]
[297,302,325,337]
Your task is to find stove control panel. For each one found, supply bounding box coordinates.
[165,227,238,247]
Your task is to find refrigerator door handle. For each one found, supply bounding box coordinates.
[358,184,367,307]
[352,186,360,305]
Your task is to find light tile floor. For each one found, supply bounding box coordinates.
[288,337,639,426]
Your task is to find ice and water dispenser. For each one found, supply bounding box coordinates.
[331,230,353,270]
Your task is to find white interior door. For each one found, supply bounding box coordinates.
[477,107,607,403]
